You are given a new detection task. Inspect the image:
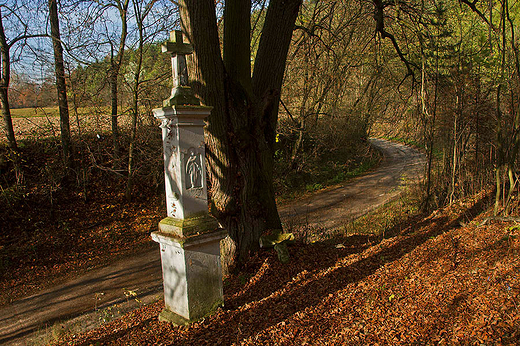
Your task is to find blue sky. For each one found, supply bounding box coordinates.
[2,0,177,82]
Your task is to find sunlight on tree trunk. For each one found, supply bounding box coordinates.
[0,8,17,151]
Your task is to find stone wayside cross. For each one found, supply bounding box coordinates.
[151,30,226,325]
[162,30,200,107]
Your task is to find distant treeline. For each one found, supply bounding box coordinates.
[9,43,170,111]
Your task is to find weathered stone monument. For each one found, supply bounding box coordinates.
[151,30,226,325]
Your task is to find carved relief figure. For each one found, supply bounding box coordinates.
[185,148,202,189]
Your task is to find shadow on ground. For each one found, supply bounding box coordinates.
[162,193,493,344]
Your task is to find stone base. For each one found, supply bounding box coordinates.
[158,298,223,325]
[158,308,191,326]
[152,227,227,323]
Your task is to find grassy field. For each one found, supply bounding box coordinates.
[10,106,61,118]
[4,106,148,143]
[9,106,114,118]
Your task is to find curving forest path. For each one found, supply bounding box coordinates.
[0,138,426,346]
[279,138,426,230]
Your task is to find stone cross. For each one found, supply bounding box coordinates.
[151,31,226,325]
[162,30,199,106]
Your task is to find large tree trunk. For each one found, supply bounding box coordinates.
[179,0,302,268]
[0,9,17,150]
[49,0,73,169]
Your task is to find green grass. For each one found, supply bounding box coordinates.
[10,107,60,118]
[341,191,420,237]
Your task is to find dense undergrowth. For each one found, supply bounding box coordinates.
[0,126,164,305]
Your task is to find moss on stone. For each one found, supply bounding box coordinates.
[158,309,190,326]
[163,87,200,107]
[158,214,219,238]
[158,299,223,326]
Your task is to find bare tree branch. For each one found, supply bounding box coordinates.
[459,0,497,32]
[372,0,418,85]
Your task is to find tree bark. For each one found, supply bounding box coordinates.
[110,61,120,165]
[179,0,302,268]
[49,0,73,169]
[223,0,251,94]
[0,8,17,150]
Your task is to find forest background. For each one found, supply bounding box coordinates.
[1,0,520,298]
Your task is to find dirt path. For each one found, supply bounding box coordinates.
[0,139,425,345]
[279,138,426,230]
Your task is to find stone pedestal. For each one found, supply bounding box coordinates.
[154,106,212,222]
[152,229,226,324]
[152,105,226,324]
